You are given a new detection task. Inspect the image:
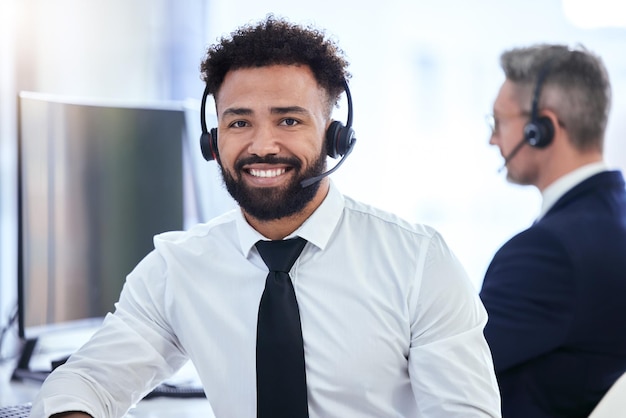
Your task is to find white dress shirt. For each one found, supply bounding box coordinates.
[31,182,501,418]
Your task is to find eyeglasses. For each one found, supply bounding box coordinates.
[486,111,567,137]
[485,111,530,136]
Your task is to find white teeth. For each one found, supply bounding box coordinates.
[249,168,286,178]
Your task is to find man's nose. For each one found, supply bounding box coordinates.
[248,124,280,156]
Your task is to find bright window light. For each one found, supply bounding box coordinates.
[562,0,626,29]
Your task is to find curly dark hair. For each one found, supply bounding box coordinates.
[200,15,350,112]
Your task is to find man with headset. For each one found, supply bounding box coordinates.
[30,16,500,418]
[480,43,626,417]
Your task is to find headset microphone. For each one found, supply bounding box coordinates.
[300,142,355,188]
[497,137,526,173]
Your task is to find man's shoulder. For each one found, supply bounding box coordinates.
[495,204,614,264]
[549,169,626,214]
[499,219,569,252]
[154,209,239,247]
[341,195,437,238]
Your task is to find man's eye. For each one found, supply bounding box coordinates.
[281,118,299,126]
[230,120,248,128]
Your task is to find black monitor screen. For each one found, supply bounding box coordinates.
[17,91,186,342]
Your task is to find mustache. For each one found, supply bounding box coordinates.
[234,155,302,171]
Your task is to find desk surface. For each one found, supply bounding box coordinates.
[1,359,215,417]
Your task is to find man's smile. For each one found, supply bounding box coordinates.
[248,167,287,178]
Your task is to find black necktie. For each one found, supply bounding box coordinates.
[255,237,309,418]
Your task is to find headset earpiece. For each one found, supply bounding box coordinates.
[324,79,356,159]
[199,83,220,161]
[524,60,555,148]
[200,127,218,161]
[524,115,554,148]
[326,120,355,158]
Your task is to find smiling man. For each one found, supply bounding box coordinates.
[31,15,501,418]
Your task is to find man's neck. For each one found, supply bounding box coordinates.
[537,151,603,192]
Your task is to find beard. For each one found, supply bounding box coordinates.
[220,150,326,221]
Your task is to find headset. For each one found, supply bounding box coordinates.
[498,58,558,172]
[199,79,356,187]
[523,60,555,148]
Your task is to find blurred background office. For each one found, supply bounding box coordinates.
[1,0,625,359]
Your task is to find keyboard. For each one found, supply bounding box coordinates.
[0,403,31,418]
[0,384,203,417]
[145,382,205,399]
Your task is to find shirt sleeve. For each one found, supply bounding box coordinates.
[408,231,502,417]
[29,250,189,418]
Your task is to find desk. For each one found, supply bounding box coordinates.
[1,359,215,417]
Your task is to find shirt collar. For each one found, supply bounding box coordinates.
[235,180,345,257]
[538,161,608,220]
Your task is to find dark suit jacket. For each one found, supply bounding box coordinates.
[480,170,626,418]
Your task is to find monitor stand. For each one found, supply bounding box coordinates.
[11,318,103,382]
[11,338,49,382]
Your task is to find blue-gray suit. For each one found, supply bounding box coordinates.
[480,170,626,417]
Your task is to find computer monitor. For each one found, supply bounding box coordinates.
[15,92,187,375]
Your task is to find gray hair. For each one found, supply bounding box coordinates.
[500,44,611,151]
